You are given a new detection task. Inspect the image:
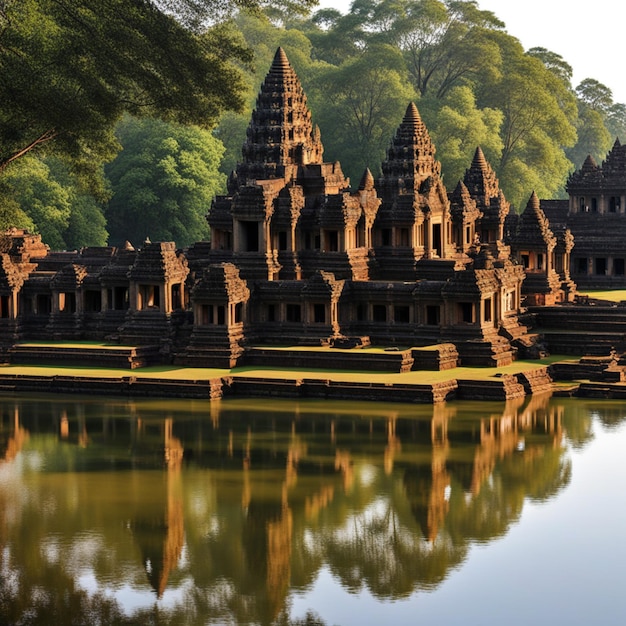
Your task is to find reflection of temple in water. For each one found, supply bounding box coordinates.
[131,418,184,597]
[402,393,564,542]
[0,404,28,464]
[0,393,575,622]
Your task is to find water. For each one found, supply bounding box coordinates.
[1,393,625,625]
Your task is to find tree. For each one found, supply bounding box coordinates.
[606,103,626,143]
[388,0,505,99]
[576,78,614,113]
[0,0,314,192]
[105,117,226,248]
[0,156,106,249]
[419,86,503,186]
[1,157,72,250]
[527,47,573,85]
[308,45,417,181]
[477,40,578,208]
[566,106,612,168]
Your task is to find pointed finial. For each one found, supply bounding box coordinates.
[402,102,423,131]
[271,47,291,72]
[526,190,541,211]
[359,168,375,191]
[471,146,488,170]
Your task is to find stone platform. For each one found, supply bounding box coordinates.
[7,342,163,369]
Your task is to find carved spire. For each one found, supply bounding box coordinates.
[235,47,324,187]
[359,168,375,191]
[449,180,479,223]
[463,146,509,239]
[516,191,555,247]
[378,102,442,198]
[463,147,501,204]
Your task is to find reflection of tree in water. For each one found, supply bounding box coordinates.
[321,394,571,598]
[321,492,466,598]
[0,393,610,625]
[588,403,626,431]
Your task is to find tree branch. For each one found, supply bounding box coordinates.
[0,129,59,171]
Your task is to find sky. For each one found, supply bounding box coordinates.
[314,0,626,104]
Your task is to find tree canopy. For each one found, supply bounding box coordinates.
[2,0,626,248]
[0,0,312,190]
[105,116,225,248]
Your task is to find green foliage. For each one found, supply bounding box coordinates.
[0,0,256,192]
[0,156,106,249]
[477,43,578,207]
[419,86,503,185]
[223,0,597,208]
[606,103,626,142]
[105,116,226,248]
[566,106,612,168]
[307,45,417,181]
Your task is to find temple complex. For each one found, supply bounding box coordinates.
[0,47,624,372]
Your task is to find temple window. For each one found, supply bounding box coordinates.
[432,224,442,256]
[171,284,182,310]
[356,304,366,321]
[325,230,339,252]
[313,303,326,323]
[36,294,51,315]
[234,302,243,324]
[591,197,598,212]
[200,304,211,325]
[357,226,365,248]
[595,258,607,275]
[394,305,410,323]
[240,221,259,252]
[277,231,288,251]
[59,292,76,314]
[579,197,586,212]
[84,290,101,312]
[615,259,625,275]
[505,291,516,312]
[521,254,530,269]
[554,255,564,273]
[610,197,620,213]
[114,286,129,310]
[373,304,387,322]
[575,257,588,274]
[266,304,276,322]
[0,295,10,319]
[426,305,440,326]
[399,228,410,246]
[483,297,493,323]
[458,302,474,323]
[537,253,544,270]
[138,285,160,310]
[286,304,301,322]
[382,229,392,246]
[465,226,471,245]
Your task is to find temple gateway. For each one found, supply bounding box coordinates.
[0,48,624,369]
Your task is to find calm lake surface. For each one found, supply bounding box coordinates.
[1,392,626,625]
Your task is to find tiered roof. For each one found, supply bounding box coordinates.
[233,47,323,188]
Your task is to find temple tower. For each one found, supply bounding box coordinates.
[374,102,453,279]
[463,147,510,255]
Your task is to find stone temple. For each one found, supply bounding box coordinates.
[0,47,623,370]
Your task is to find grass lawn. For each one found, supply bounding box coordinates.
[0,353,571,386]
[580,289,626,302]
